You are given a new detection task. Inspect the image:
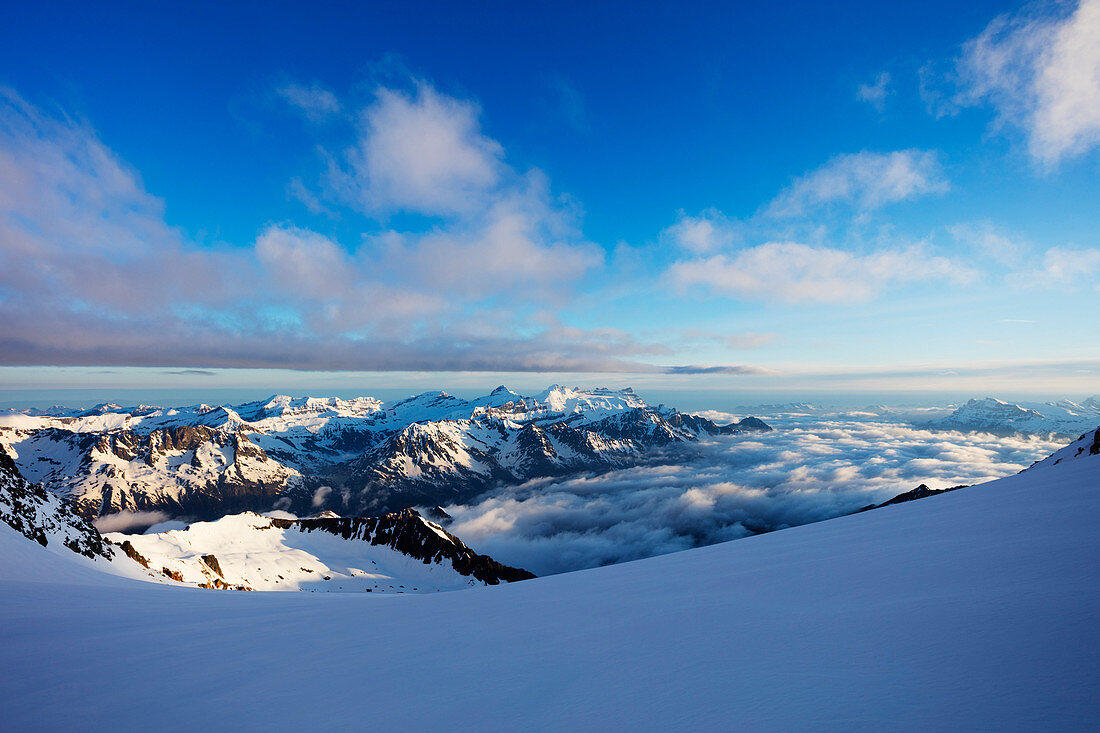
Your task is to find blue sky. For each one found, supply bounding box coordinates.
[0,0,1098,401]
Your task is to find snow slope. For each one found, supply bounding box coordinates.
[0,430,1097,730]
[105,510,533,592]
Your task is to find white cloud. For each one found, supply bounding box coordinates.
[948,221,1029,266]
[857,72,892,111]
[766,150,949,218]
[277,82,342,121]
[0,87,639,373]
[255,224,355,298]
[949,221,1100,289]
[956,0,1100,166]
[1012,245,1100,288]
[336,83,503,217]
[680,330,776,350]
[447,419,1062,575]
[669,241,972,304]
[660,208,739,254]
[93,511,171,533]
[311,486,333,508]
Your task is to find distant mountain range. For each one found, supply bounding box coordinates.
[924,397,1100,438]
[0,385,771,524]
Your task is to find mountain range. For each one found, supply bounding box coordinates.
[0,450,534,592]
[924,396,1100,438]
[0,385,772,525]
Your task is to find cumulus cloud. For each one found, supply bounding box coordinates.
[333,83,503,217]
[277,82,342,121]
[447,420,1063,575]
[668,241,972,304]
[660,208,739,254]
[93,511,171,534]
[0,84,625,372]
[954,0,1100,166]
[765,150,949,218]
[857,72,892,111]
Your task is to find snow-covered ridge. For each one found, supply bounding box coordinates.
[1026,426,1100,470]
[105,509,534,592]
[0,386,772,523]
[0,448,113,562]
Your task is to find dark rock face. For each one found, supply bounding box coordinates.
[0,449,113,561]
[719,417,774,435]
[117,540,150,568]
[858,483,969,512]
[271,508,536,585]
[201,554,224,578]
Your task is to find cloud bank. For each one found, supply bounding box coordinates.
[447,420,1062,575]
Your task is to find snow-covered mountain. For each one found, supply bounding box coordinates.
[0,386,771,523]
[2,427,1096,729]
[926,396,1100,438]
[0,446,532,592]
[0,447,113,563]
[106,509,534,592]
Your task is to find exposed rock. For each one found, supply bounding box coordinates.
[200,554,224,578]
[858,483,968,513]
[271,508,536,585]
[117,540,150,568]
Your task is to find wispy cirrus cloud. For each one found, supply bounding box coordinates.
[668,241,972,304]
[277,82,342,121]
[857,72,892,112]
[765,149,949,218]
[953,0,1100,167]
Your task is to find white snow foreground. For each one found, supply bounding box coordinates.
[1,430,1097,730]
[103,511,528,592]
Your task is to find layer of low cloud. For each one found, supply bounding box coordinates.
[93,511,171,533]
[954,0,1100,166]
[447,420,1063,575]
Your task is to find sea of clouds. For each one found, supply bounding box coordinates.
[446,415,1063,575]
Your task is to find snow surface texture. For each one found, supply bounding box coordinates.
[1,428,1097,730]
[0,385,756,523]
